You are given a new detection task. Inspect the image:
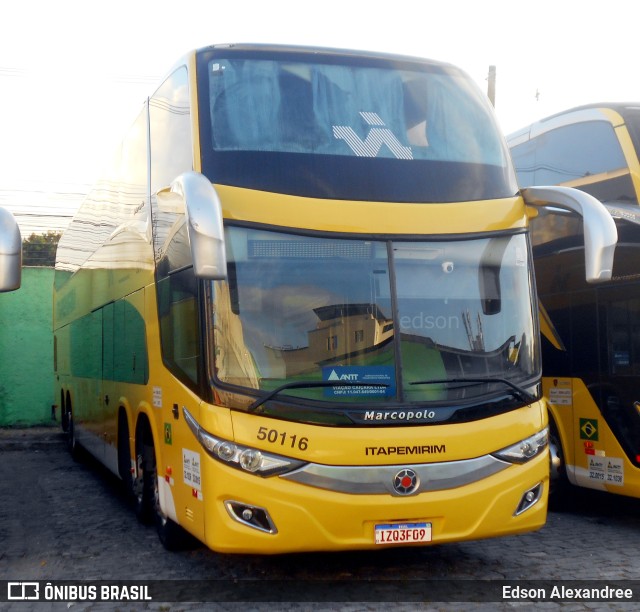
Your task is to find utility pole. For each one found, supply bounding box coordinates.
[487,65,496,107]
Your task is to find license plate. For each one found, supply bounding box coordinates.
[374,522,432,545]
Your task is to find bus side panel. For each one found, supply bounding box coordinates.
[140,281,228,546]
[546,376,640,497]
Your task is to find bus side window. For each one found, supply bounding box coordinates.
[158,267,201,388]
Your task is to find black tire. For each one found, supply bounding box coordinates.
[151,452,195,551]
[133,434,155,524]
[66,410,81,461]
[154,489,194,551]
[60,391,68,433]
[134,421,195,549]
[548,420,571,509]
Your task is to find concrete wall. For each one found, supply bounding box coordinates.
[0,267,54,426]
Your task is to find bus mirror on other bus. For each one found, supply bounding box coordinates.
[522,186,617,283]
[0,206,22,292]
[157,172,228,280]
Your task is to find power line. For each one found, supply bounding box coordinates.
[0,65,160,85]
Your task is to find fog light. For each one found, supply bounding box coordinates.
[515,482,543,516]
[225,501,277,534]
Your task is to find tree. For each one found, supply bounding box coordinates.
[22,231,62,267]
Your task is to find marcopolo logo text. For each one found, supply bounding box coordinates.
[364,410,436,421]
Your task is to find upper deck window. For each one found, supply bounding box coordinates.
[197,47,517,202]
[510,119,637,205]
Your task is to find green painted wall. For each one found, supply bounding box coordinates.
[0,267,54,426]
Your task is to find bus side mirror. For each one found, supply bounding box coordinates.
[522,186,617,283]
[0,206,22,292]
[157,172,227,280]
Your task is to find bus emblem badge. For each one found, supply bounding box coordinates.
[393,469,419,495]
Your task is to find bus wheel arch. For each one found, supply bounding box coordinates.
[132,413,192,550]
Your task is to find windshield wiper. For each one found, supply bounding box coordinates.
[248,381,389,413]
[410,377,538,404]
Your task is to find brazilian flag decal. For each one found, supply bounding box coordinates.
[579,418,598,441]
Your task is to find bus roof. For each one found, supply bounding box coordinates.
[193,42,457,68]
[507,102,640,146]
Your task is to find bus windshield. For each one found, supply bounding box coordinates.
[197,48,517,202]
[210,226,539,418]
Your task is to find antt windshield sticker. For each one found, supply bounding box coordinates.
[323,366,395,397]
[333,112,413,160]
[153,386,162,408]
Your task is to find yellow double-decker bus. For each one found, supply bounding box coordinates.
[54,44,616,553]
[0,206,21,292]
[509,104,640,500]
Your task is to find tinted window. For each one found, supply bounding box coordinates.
[158,267,201,388]
[197,48,517,203]
[511,120,637,204]
[211,226,538,410]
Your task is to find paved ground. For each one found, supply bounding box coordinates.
[1,426,640,611]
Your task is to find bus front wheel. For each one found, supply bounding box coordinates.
[153,475,193,551]
[133,429,155,524]
[134,422,192,550]
[548,420,571,507]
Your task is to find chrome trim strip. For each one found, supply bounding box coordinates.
[281,455,510,496]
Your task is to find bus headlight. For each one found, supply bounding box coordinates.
[183,407,306,476]
[216,441,235,461]
[492,427,548,464]
[240,449,263,472]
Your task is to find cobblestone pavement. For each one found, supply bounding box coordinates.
[1,427,640,612]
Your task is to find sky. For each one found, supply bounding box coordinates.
[2,0,640,235]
